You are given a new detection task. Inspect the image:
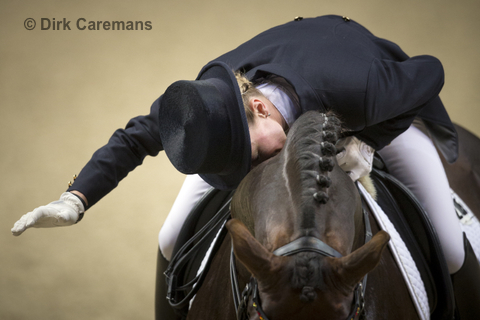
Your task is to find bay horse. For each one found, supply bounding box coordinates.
[186,111,420,320]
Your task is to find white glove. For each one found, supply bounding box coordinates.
[11,192,85,236]
[336,136,375,181]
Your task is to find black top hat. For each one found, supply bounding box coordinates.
[158,61,251,190]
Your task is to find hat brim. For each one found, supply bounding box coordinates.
[197,61,251,190]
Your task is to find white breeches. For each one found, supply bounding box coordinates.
[159,125,465,273]
[378,125,464,273]
[158,174,212,260]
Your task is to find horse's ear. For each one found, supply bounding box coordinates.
[226,218,284,280]
[334,231,390,292]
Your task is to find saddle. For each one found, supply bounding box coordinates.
[370,156,454,320]
[164,157,456,319]
[164,188,234,318]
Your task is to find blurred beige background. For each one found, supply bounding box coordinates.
[1,0,479,319]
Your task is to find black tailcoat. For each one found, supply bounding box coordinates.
[69,15,457,206]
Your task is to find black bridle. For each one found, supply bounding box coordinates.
[230,208,373,320]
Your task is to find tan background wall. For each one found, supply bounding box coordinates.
[1,1,479,319]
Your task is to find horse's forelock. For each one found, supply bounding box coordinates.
[291,252,326,302]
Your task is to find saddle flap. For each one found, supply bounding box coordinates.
[166,188,234,314]
[371,167,455,320]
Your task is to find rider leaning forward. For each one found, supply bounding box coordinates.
[11,15,480,319]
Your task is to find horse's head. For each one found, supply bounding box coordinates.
[227,111,390,319]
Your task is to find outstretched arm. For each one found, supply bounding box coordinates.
[12,97,164,235]
[66,97,164,207]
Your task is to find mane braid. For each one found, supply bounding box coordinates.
[283,111,342,303]
[284,111,342,230]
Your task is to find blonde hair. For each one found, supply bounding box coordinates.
[234,71,264,124]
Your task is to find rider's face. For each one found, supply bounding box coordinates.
[248,98,287,168]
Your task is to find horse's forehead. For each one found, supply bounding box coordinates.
[237,157,359,221]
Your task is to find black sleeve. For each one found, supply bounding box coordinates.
[67,97,164,208]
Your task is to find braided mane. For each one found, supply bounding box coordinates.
[283,111,343,302]
[283,111,342,229]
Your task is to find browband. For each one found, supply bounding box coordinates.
[272,236,343,258]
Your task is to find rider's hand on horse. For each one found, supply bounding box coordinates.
[336,136,375,181]
[11,192,85,236]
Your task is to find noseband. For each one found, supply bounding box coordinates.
[231,207,372,320]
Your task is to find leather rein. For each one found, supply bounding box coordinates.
[230,206,373,320]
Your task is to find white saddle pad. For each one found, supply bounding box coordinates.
[358,182,430,320]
